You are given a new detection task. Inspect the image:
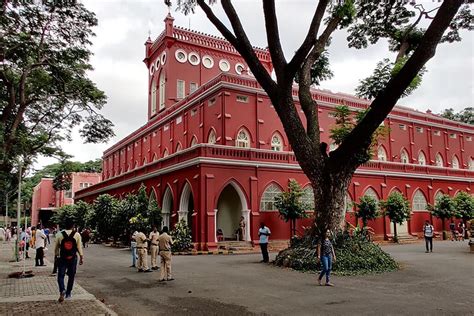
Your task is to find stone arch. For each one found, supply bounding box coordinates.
[418,150,426,165]
[215,180,250,241]
[400,148,410,164]
[161,185,174,229]
[377,145,388,161]
[363,186,379,201]
[452,155,460,169]
[190,135,198,147]
[235,126,251,148]
[259,182,284,211]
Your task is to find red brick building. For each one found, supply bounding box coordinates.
[75,14,474,250]
[31,172,101,226]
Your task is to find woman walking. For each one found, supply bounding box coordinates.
[317,230,336,286]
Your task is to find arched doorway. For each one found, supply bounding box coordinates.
[178,182,195,241]
[162,187,173,229]
[216,182,250,241]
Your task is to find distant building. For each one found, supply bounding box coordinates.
[76,14,473,250]
[31,172,101,226]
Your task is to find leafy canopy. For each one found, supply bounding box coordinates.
[355,195,379,227]
[428,194,456,221]
[380,191,411,225]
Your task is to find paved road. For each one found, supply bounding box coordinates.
[48,241,473,315]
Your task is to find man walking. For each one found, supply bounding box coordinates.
[149,226,160,270]
[158,226,174,282]
[134,230,152,272]
[35,224,47,266]
[54,219,83,302]
[423,220,434,253]
[258,222,271,263]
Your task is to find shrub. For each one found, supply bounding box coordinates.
[170,219,193,252]
[275,232,398,275]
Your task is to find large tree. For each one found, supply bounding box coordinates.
[0,2,114,205]
[172,1,472,235]
[440,107,473,125]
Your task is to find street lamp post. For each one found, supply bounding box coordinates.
[15,161,22,262]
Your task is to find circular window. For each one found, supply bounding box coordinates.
[175,49,187,63]
[149,64,155,76]
[160,52,167,65]
[219,59,230,72]
[235,63,245,75]
[154,57,160,70]
[202,55,214,69]
[188,52,200,66]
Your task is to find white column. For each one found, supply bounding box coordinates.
[214,209,218,242]
[178,210,188,223]
[242,209,251,241]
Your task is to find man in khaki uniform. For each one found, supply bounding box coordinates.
[158,226,174,281]
[134,230,152,272]
[149,226,160,270]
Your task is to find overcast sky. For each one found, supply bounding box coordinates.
[35,0,473,171]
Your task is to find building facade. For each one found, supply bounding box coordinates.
[75,15,474,250]
[31,172,101,226]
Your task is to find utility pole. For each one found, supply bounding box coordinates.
[15,161,22,262]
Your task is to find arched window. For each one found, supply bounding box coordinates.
[364,187,379,201]
[452,155,459,169]
[400,149,409,164]
[260,183,282,211]
[418,151,426,165]
[162,149,169,158]
[152,153,157,161]
[176,142,182,153]
[134,161,138,169]
[151,75,158,114]
[271,133,283,151]
[377,146,387,161]
[469,157,474,171]
[143,157,147,165]
[159,71,166,111]
[301,186,315,210]
[435,153,444,167]
[236,129,250,148]
[412,190,427,211]
[208,129,216,144]
[434,190,444,203]
[190,136,198,146]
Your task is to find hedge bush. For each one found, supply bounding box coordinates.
[274,232,398,275]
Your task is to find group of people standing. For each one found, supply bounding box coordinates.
[130,225,174,282]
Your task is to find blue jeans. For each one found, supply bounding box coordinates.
[131,244,137,266]
[319,255,332,284]
[57,256,77,296]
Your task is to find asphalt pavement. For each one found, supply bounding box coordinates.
[47,240,473,316]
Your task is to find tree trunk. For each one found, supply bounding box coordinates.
[393,222,398,243]
[441,218,446,240]
[311,167,353,237]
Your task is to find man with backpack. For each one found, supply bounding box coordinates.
[423,220,434,253]
[53,218,84,302]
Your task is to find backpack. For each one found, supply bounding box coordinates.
[60,231,78,260]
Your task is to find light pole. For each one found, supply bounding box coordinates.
[15,161,22,262]
[5,188,16,228]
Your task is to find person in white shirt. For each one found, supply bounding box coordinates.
[35,224,47,266]
[258,222,271,263]
[423,220,434,253]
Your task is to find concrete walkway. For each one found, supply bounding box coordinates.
[0,241,117,315]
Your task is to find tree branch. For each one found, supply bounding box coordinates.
[335,0,464,165]
[287,0,330,77]
[218,0,277,95]
[262,0,286,78]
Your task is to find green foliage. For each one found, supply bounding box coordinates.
[51,205,77,228]
[275,180,309,222]
[171,219,193,252]
[429,194,456,221]
[92,194,119,240]
[52,160,75,191]
[440,107,473,125]
[380,192,411,225]
[453,191,474,221]
[356,57,426,100]
[355,195,379,227]
[0,1,114,197]
[329,105,388,163]
[275,233,398,275]
[294,50,333,86]
[129,214,149,235]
